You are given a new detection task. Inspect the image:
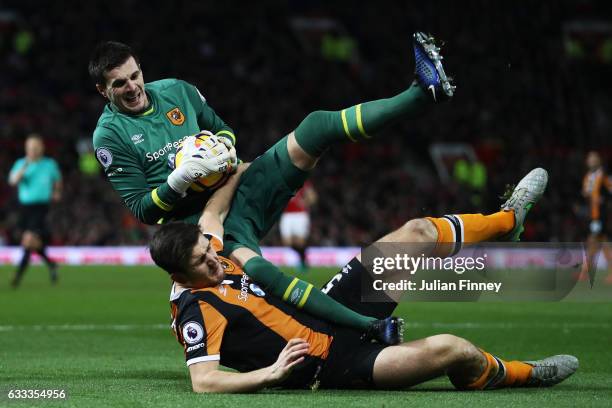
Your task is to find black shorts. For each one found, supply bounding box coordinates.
[316,258,399,389]
[18,203,50,242]
[318,327,386,389]
[322,257,398,320]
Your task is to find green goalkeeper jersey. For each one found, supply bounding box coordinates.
[92,78,236,225]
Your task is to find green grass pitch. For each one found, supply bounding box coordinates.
[1,265,611,407]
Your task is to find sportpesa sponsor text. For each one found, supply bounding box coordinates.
[145,135,189,162]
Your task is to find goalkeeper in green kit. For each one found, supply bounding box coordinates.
[90,41,237,226]
[90,34,453,345]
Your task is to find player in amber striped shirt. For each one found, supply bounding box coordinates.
[581,151,612,283]
[151,168,578,392]
[159,219,578,393]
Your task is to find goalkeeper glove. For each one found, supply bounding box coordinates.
[167,135,232,194]
[217,136,238,172]
[193,131,237,170]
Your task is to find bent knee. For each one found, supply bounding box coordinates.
[287,131,318,170]
[401,218,438,243]
[428,334,478,363]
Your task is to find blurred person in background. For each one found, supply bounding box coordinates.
[8,134,62,288]
[581,151,612,283]
[280,181,317,271]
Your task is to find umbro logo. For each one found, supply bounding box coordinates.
[131,134,144,144]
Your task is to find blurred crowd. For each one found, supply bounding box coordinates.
[1,0,610,246]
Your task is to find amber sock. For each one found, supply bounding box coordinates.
[465,351,500,390]
[466,351,533,390]
[498,359,533,387]
[426,211,515,257]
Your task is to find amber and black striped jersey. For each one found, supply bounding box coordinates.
[583,168,612,222]
[170,257,334,386]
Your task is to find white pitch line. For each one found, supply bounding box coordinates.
[405,322,611,330]
[0,324,169,332]
[0,322,609,332]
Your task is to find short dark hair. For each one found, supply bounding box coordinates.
[26,133,43,143]
[149,222,201,276]
[88,41,140,85]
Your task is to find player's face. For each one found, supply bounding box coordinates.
[586,152,601,170]
[25,138,44,160]
[183,235,225,288]
[97,56,149,114]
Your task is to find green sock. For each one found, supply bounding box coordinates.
[295,82,429,157]
[243,256,375,331]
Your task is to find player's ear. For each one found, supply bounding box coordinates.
[95,83,108,99]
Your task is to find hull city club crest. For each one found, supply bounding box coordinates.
[166,107,185,125]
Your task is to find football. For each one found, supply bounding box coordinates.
[174,132,231,192]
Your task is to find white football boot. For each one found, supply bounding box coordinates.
[524,354,579,387]
[500,168,549,241]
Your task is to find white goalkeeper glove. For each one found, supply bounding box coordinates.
[193,131,237,171]
[217,135,238,172]
[167,135,231,194]
[590,220,602,235]
[193,130,237,171]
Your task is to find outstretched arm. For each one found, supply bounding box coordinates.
[198,163,249,242]
[189,338,308,393]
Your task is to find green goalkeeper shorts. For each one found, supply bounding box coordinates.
[222,136,309,256]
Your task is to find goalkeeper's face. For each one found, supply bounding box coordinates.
[183,234,225,288]
[97,56,149,114]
